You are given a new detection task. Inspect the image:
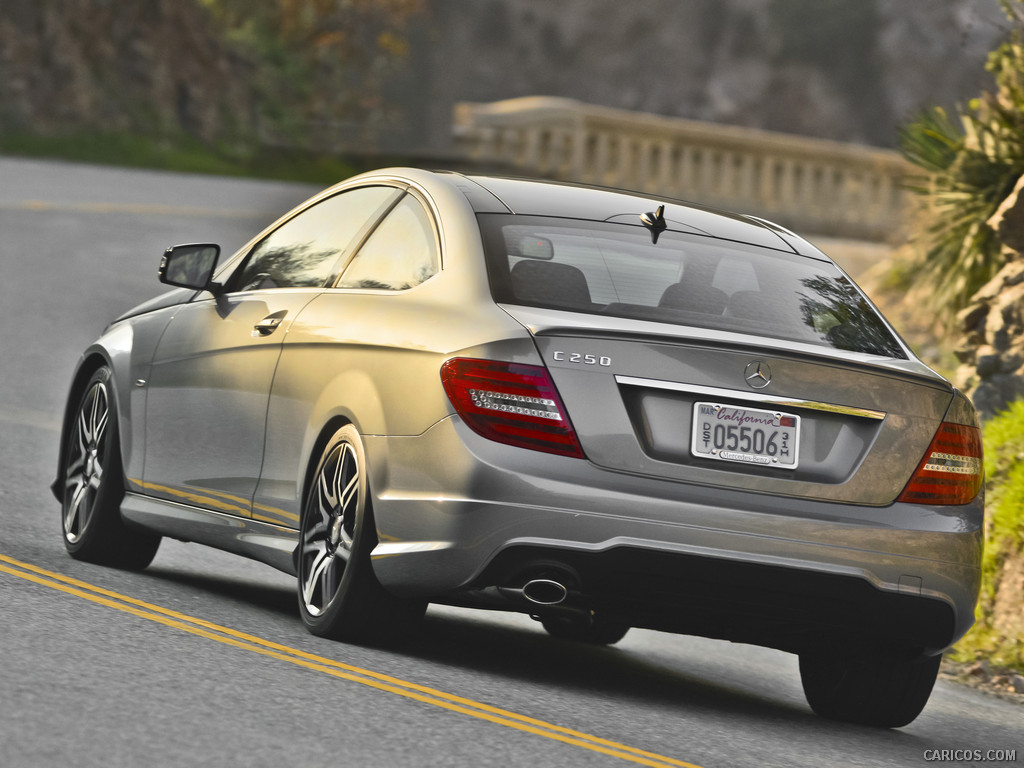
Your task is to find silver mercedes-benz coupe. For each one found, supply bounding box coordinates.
[53,168,983,727]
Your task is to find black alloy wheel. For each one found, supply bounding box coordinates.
[61,366,160,569]
[297,424,424,642]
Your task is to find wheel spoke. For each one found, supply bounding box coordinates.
[328,445,346,509]
[340,472,359,516]
[77,407,91,450]
[337,444,359,549]
[302,546,332,614]
[64,482,89,539]
[86,385,102,444]
[319,553,341,604]
[318,458,339,511]
[333,538,352,563]
[302,520,329,548]
[93,399,109,445]
[64,488,82,535]
[88,388,100,442]
[65,452,86,481]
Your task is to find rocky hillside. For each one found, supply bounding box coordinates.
[0,1,256,144]
[0,0,1011,157]
[393,0,1008,153]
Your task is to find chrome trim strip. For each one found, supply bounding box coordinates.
[615,375,887,420]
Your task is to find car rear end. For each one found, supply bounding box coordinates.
[370,179,983,664]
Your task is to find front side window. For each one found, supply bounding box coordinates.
[336,195,439,290]
[232,186,401,291]
[479,215,905,359]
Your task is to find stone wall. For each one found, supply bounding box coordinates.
[955,175,1024,418]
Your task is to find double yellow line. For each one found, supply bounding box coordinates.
[0,554,702,768]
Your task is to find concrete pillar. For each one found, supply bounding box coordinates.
[678,146,696,198]
[520,127,541,170]
[593,131,610,186]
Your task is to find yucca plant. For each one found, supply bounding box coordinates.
[900,1,1024,316]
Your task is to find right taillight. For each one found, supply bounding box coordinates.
[440,357,584,458]
[898,422,983,505]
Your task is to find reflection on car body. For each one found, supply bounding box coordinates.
[53,168,983,728]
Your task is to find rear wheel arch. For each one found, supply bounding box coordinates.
[300,416,355,517]
[295,422,425,642]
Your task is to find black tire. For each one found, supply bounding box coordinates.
[799,647,941,727]
[61,366,160,570]
[297,424,425,643]
[541,612,630,645]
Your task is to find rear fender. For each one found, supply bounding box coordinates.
[943,388,981,428]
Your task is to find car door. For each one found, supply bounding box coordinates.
[252,191,442,527]
[141,185,403,517]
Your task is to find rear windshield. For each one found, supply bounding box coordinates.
[479,215,905,359]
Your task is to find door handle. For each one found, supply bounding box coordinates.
[253,313,286,336]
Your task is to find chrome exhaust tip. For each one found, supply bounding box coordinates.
[521,578,568,606]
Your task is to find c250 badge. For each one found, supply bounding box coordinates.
[552,351,612,367]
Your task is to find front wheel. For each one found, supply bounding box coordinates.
[61,366,160,570]
[799,647,941,727]
[297,424,424,643]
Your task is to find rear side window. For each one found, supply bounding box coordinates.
[336,195,439,290]
[232,186,401,291]
[479,215,905,359]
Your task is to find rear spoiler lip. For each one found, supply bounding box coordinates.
[500,304,948,391]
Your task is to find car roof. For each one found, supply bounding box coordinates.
[447,172,827,258]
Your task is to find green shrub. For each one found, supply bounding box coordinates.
[899,1,1024,317]
[951,399,1024,672]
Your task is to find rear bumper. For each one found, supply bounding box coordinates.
[472,544,957,655]
[365,417,982,653]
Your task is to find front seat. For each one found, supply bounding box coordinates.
[658,282,728,314]
[510,260,592,308]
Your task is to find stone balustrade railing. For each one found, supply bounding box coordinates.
[453,96,911,241]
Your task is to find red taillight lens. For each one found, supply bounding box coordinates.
[898,422,983,505]
[440,358,584,458]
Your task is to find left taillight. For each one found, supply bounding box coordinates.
[897,422,983,505]
[440,357,584,458]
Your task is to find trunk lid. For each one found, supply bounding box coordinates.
[505,305,952,506]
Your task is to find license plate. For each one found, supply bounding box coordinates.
[691,402,800,469]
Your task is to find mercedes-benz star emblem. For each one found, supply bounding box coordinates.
[744,361,772,389]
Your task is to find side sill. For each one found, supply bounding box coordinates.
[121,492,299,575]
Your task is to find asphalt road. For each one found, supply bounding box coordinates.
[0,156,1020,768]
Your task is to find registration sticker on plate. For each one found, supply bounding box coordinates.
[691,402,800,469]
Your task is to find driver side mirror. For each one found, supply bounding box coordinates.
[158,244,221,293]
